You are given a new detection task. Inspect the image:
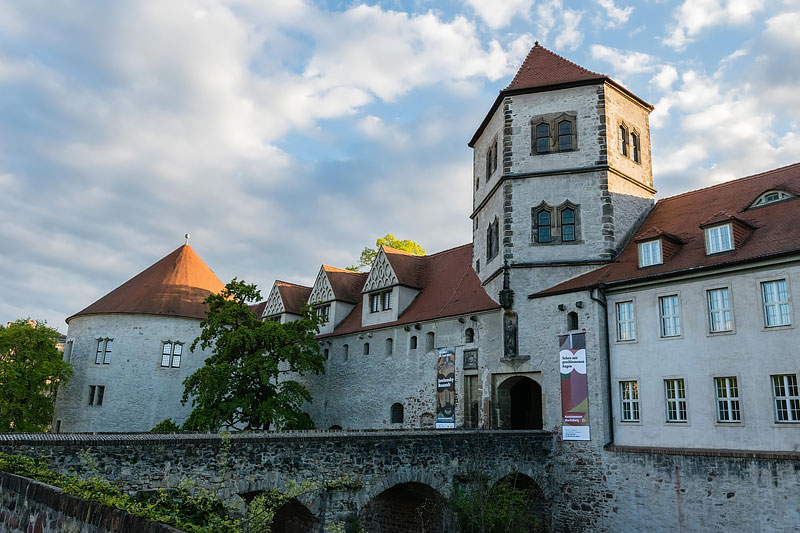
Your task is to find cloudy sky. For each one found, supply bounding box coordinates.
[2,0,799,330]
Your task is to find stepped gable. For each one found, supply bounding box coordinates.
[382,246,425,288]
[470,43,652,147]
[68,245,224,323]
[533,162,800,298]
[277,281,313,315]
[320,244,500,337]
[324,266,368,304]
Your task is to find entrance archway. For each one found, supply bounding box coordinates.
[496,376,543,429]
[359,482,457,533]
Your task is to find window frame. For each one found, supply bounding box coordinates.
[630,130,641,163]
[390,402,404,424]
[556,118,575,152]
[370,293,381,313]
[161,341,183,368]
[382,290,392,311]
[615,301,636,342]
[664,378,688,423]
[618,124,629,157]
[771,373,800,423]
[714,376,741,423]
[485,138,498,181]
[658,294,682,338]
[619,380,640,423]
[385,337,393,356]
[704,223,734,255]
[533,121,550,154]
[706,287,734,334]
[486,218,500,261]
[409,335,417,350]
[761,279,792,328]
[638,239,663,268]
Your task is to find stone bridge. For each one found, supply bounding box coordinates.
[0,430,554,532]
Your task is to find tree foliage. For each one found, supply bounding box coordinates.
[346,233,426,272]
[0,319,73,432]
[181,279,325,431]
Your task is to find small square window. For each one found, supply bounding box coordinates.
[638,239,662,267]
[705,224,733,254]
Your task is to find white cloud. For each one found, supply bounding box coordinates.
[590,44,657,79]
[554,9,584,51]
[595,0,634,27]
[651,65,679,91]
[463,0,534,29]
[664,0,765,50]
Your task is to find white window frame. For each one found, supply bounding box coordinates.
[658,294,681,338]
[370,293,381,313]
[619,381,640,422]
[95,338,112,365]
[761,279,791,328]
[616,301,636,341]
[704,223,733,255]
[707,287,733,333]
[161,342,183,368]
[638,239,662,267]
[664,378,687,423]
[714,376,741,423]
[772,374,800,423]
[382,290,392,311]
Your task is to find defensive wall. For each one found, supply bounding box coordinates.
[1,431,799,532]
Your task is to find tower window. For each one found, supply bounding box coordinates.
[558,120,572,151]
[410,335,417,349]
[485,139,498,180]
[363,342,370,355]
[486,218,499,261]
[385,338,393,356]
[535,123,550,154]
[631,131,641,163]
[561,208,575,241]
[619,124,629,156]
[537,210,551,243]
[567,312,579,331]
[343,344,349,362]
[391,403,404,424]
[465,328,474,343]
[95,338,112,365]
[426,332,435,351]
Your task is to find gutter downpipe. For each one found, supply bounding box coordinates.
[589,283,613,447]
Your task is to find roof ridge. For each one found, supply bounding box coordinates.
[276,280,312,289]
[505,42,606,91]
[323,264,363,274]
[658,162,800,204]
[381,245,419,257]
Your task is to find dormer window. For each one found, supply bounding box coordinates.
[638,239,662,267]
[705,224,733,255]
[750,190,795,208]
[382,290,392,311]
[315,304,330,324]
[369,290,392,313]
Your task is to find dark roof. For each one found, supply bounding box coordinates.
[250,301,268,317]
[469,43,652,147]
[324,266,369,304]
[533,162,800,297]
[276,281,312,315]
[382,246,425,288]
[320,244,500,337]
[68,245,224,323]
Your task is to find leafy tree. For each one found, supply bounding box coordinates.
[181,279,325,431]
[346,233,426,272]
[0,319,73,432]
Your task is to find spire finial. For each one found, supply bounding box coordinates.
[184,233,190,246]
[534,40,539,46]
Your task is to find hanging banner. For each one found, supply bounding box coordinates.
[559,333,590,441]
[435,348,456,429]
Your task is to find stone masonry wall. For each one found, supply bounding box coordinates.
[0,470,181,533]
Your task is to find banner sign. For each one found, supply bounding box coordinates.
[559,333,590,441]
[435,348,456,429]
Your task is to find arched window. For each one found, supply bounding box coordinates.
[567,312,579,331]
[426,332,435,351]
[535,123,550,154]
[619,124,629,156]
[410,335,417,349]
[391,403,404,424]
[558,120,572,151]
[363,342,370,355]
[486,218,499,261]
[631,131,641,163]
[465,328,474,343]
[323,348,329,360]
[343,344,349,362]
[386,338,393,356]
[537,210,551,243]
[561,208,575,242]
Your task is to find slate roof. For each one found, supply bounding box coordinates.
[324,266,369,304]
[320,244,500,337]
[68,245,224,323]
[276,281,313,315]
[469,43,652,147]
[533,162,800,298]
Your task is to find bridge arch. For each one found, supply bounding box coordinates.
[358,481,457,533]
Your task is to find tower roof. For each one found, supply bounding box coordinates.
[68,245,225,323]
[469,43,653,147]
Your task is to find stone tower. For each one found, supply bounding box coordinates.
[470,43,655,298]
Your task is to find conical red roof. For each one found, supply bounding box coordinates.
[506,42,606,91]
[68,245,225,323]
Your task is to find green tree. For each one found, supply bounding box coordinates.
[346,234,426,272]
[181,279,325,431]
[0,319,73,432]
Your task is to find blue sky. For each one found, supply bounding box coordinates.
[2,0,799,330]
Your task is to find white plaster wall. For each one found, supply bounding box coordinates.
[53,314,212,432]
[607,261,800,451]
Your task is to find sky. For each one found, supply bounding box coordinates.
[2,0,800,331]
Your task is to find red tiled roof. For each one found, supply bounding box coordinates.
[505,43,606,91]
[276,281,312,315]
[320,244,500,337]
[323,266,368,304]
[382,246,425,288]
[68,245,224,323]
[533,162,800,297]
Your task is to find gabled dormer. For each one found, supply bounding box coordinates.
[262,280,312,324]
[309,265,368,334]
[700,212,755,255]
[634,227,684,268]
[360,246,424,327]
